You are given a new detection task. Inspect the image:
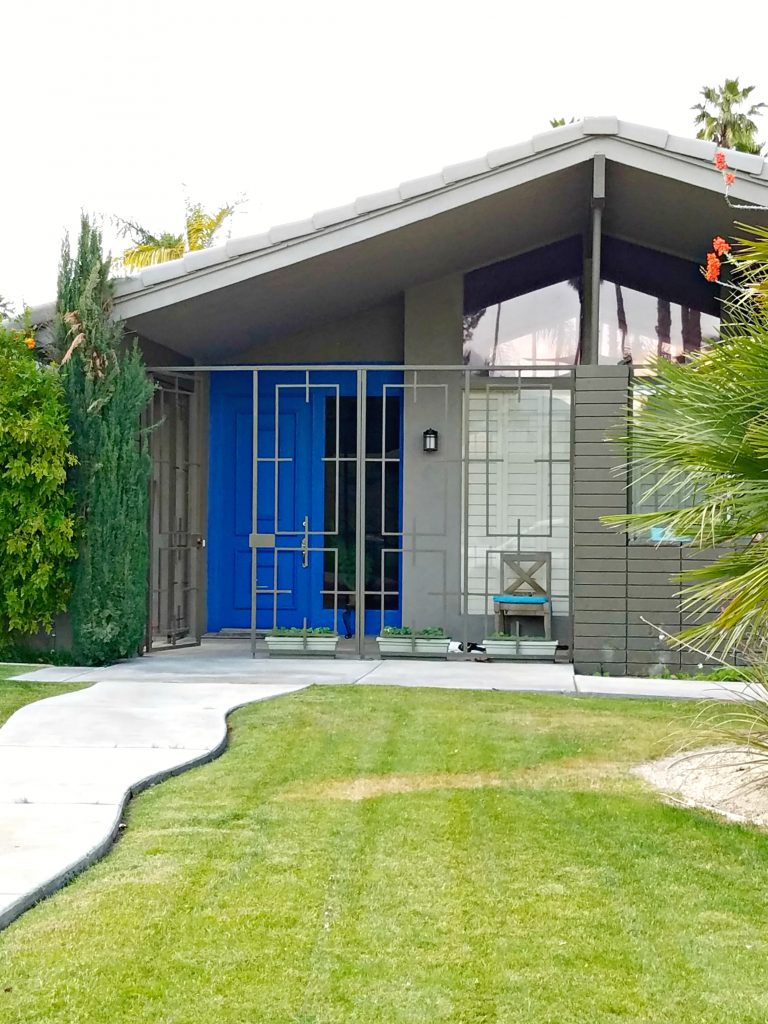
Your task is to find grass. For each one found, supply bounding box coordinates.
[2,685,768,1022]
[0,663,84,726]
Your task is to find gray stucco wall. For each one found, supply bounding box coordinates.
[401,276,465,635]
[571,365,724,676]
[231,298,404,365]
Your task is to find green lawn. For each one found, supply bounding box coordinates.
[2,686,768,1023]
[0,664,84,726]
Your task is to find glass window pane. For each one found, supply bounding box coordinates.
[463,281,581,369]
[598,283,719,366]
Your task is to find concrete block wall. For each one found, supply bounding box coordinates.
[572,365,630,674]
[571,365,724,676]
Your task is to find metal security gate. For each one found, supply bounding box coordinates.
[243,368,404,654]
[145,372,203,651]
[151,363,574,658]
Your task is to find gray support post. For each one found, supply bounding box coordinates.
[461,368,471,652]
[250,370,259,657]
[354,369,368,657]
[583,155,605,365]
[192,371,210,642]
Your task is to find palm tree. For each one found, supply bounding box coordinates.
[549,117,577,128]
[692,79,766,154]
[115,201,236,271]
[604,224,768,656]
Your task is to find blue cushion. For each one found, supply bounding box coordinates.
[493,595,548,605]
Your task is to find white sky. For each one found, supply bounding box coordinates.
[4,0,768,307]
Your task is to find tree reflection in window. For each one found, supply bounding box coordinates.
[599,283,719,365]
[599,238,720,366]
[463,281,581,369]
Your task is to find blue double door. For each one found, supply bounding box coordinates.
[207,370,402,635]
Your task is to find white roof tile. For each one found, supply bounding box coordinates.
[268,219,316,244]
[723,149,764,175]
[182,246,227,273]
[311,203,358,230]
[442,155,491,184]
[224,232,272,258]
[139,262,186,286]
[666,134,718,161]
[486,140,536,168]
[532,122,584,152]
[397,171,447,200]
[582,115,619,135]
[617,121,669,148]
[354,187,404,215]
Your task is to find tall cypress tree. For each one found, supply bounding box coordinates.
[56,216,154,665]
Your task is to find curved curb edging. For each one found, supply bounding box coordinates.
[0,686,307,933]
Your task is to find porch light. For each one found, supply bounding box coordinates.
[422,428,438,453]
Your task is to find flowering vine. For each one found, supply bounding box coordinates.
[714,150,768,209]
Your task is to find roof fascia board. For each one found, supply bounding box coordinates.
[598,136,768,205]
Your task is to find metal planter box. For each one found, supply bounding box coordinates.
[264,635,339,657]
[376,636,451,658]
[482,639,558,660]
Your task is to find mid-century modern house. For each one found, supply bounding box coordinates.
[64,117,768,674]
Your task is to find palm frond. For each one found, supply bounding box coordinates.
[117,239,185,270]
[603,240,768,655]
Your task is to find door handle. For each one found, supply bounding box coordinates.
[300,515,309,568]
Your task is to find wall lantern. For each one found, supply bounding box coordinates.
[422,428,439,453]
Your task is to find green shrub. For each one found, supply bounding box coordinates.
[485,632,548,640]
[380,626,446,638]
[57,217,154,665]
[268,626,336,637]
[0,322,76,637]
[0,640,82,666]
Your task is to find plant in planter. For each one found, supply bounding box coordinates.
[376,626,452,658]
[264,626,339,656]
[482,631,558,659]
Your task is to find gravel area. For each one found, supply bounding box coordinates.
[635,746,768,828]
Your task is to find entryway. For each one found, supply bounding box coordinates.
[207,369,404,640]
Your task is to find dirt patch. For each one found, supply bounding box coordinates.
[277,760,627,802]
[635,747,768,827]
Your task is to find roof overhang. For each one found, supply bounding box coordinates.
[50,118,768,361]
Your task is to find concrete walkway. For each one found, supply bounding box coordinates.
[0,677,305,931]
[1,644,754,931]
[12,640,752,702]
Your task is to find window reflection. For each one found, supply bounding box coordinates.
[598,283,719,365]
[463,281,581,369]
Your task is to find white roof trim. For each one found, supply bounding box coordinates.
[95,117,768,319]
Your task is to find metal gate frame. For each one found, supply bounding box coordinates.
[145,371,204,652]
[148,363,576,658]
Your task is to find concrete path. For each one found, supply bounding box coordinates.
[12,640,752,702]
[0,678,305,931]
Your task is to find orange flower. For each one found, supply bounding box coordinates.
[712,236,731,256]
[714,151,728,171]
[24,337,35,349]
[724,172,736,186]
[704,252,721,282]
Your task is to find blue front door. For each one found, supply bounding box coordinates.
[207,369,402,634]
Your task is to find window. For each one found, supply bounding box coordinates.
[464,237,583,371]
[464,282,581,369]
[629,384,695,542]
[599,283,719,366]
[599,238,720,366]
